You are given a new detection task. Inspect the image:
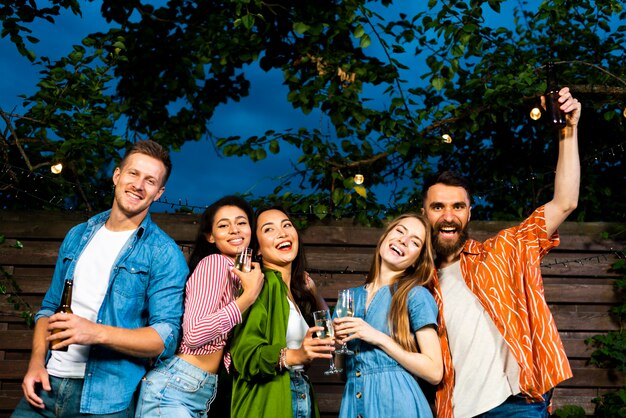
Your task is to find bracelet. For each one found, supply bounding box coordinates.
[278,347,288,371]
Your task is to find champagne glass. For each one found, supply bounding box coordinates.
[313,310,342,375]
[234,247,252,272]
[335,289,354,355]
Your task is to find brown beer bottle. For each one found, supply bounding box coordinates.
[545,62,566,129]
[49,279,73,351]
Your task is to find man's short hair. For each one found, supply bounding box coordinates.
[120,140,172,185]
[422,171,471,202]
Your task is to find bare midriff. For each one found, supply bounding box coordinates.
[177,348,224,374]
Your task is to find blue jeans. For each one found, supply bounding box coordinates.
[135,356,218,418]
[11,376,134,417]
[290,369,311,418]
[474,390,553,418]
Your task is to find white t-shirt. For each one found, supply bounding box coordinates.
[286,298,309,371]
[47,225,135,378]
[439,260,520,418]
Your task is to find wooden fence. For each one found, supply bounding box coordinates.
[1,211,625,417]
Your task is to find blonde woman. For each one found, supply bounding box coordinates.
[333,213,443,418]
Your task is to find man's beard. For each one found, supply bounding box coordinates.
[433,222,469,258]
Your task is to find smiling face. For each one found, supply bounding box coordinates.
[208,205,252,259]
[379,216,427,272]
[111,153,166,225]
[256,209,299,272]
[422,183,471,262]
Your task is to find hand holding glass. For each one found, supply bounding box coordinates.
[313,310,342,375]
[335,289,354,355]
[234,247,253,272]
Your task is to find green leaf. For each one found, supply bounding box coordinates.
[353,25,365,38]
[359,34,372,49]
[269,139,280,154]
[391,97,404,108]
[242,14,255,30]
[293,22,310,34]
[254,148,267,161]
[332,188,344,206]
[432,77,445,90]
[313,204,328,219]
[488,0,501,13]
[397,141,410,156]
[354,185,367,198]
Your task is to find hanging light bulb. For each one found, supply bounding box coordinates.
[530,106,542,120]
[442,134,452,144]
[50,162,63,174]
[623,107,626,118]
[354,174,364,185]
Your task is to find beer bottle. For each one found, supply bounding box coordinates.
[49,279,73,351]
[545,62,566,129]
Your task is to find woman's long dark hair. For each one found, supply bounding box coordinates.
[255,206,320,324]
[187,195,255,276]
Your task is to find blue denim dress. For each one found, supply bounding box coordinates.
[339,285,438,418]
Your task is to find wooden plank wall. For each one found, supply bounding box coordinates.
[1,211,625,417]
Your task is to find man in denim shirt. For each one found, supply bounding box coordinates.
[12,140,188,417]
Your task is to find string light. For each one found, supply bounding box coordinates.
[623,107,626,118]
[354,174,364,185]
[1,140,625,216]
[442,134,452,143]
[50,162,63,174]
[530,107,542,120]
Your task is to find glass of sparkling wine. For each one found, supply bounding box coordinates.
[335,289,354,355]
[234,247,253,272]
[313,310,342,375]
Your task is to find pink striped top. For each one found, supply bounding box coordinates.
[178,253,242,369]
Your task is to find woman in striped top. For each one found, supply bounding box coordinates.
[135,195,265,417]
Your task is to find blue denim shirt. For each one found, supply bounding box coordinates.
[36,210,188,414]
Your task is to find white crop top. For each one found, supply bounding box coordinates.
[286,299,309,370]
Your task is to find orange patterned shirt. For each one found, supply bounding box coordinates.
[429,205,573,418]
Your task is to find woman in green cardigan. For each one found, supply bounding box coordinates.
[230,206,332,418]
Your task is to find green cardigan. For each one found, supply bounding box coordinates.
[230,269,320,418]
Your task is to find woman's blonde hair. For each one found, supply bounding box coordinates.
[365,213,435,352]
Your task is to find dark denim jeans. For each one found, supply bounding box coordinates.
[474,390,553,418]
[11,376,134,418]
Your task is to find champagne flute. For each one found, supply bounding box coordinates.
[335,289,354,355]
[313,310,342,375]
[234,247,253,272]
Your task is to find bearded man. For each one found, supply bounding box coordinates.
[422,87,581,418]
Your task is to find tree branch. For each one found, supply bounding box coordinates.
[0,109,34,171]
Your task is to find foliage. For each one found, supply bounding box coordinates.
[1,0,625,222]
[0,0,81,61]
[0,235,35,327]
[1,29,129,211]
[586,256,626,417]
[551,405,586,418]
[587,258,626,372]
[592,387,626,418]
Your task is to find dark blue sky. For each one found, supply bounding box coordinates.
[1,2,526,212]
[0,2,329,211]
